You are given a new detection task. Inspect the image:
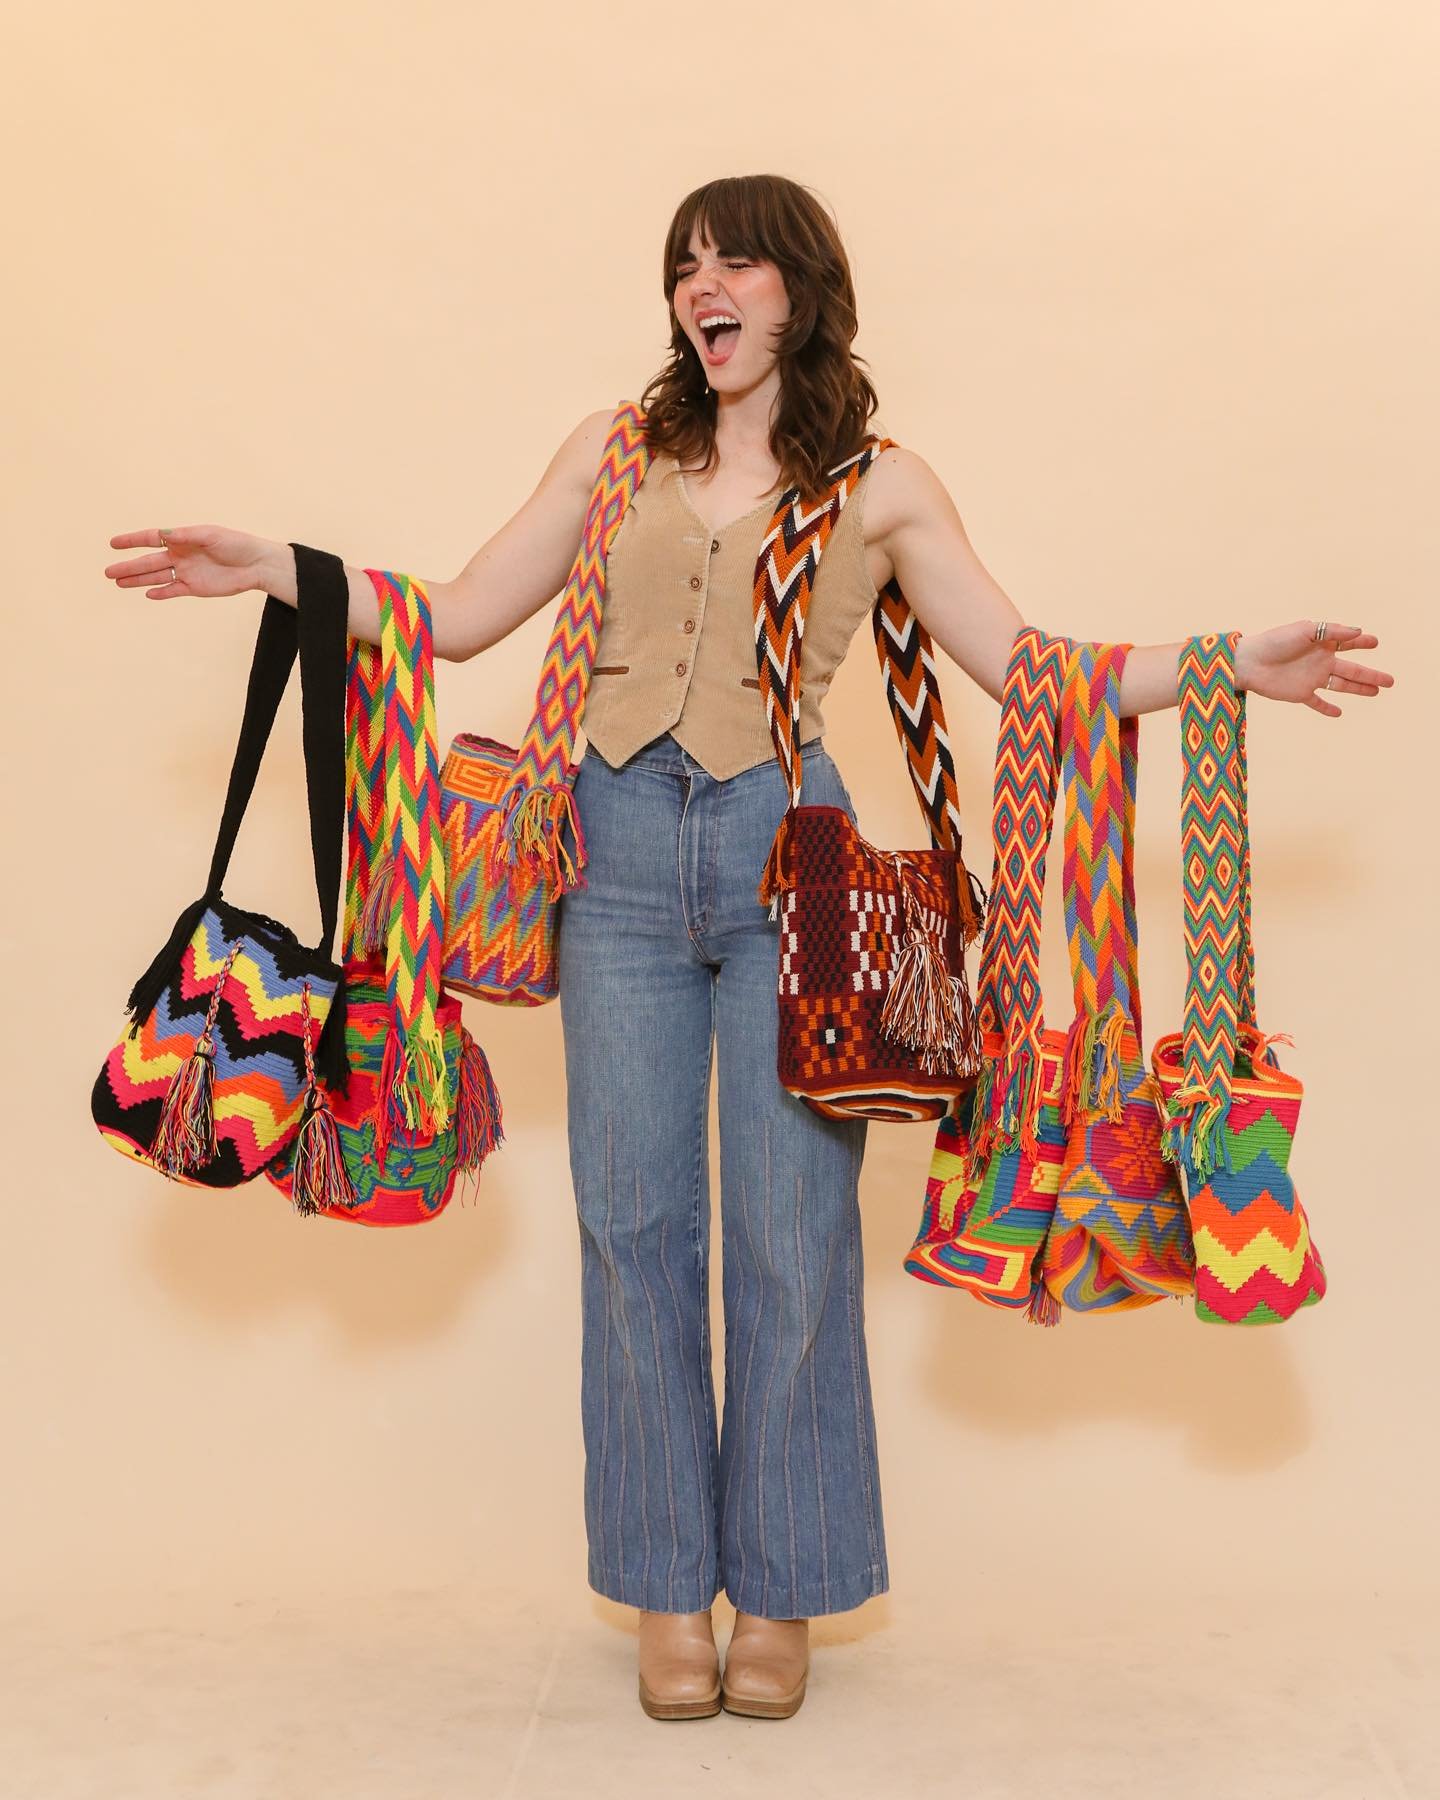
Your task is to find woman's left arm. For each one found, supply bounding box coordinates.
[864,446,1395,717]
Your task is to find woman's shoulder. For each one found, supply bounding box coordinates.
[860,436,950,550]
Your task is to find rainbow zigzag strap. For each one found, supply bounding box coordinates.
[487,401,652,898]
[344,571,450,1141]
[969,625,1073,1164]
[1163,630,1265,1179]
[1059,641,1141,1118]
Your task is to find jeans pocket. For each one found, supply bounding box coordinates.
[806,747,857,822]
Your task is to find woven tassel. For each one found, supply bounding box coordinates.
[148,937,241,1176]
[880,864,967,1072]
[495,782,589,899]
[290,1085,357,1216]
[454,1030,505,1173]
[356,848,395,956]
[757,808,797,912]
[149,1032,218,1174]
[1025,1279,1063,1328]
[1160,1084,1233,1183]
[125,892,211,1030]
[382,1019,452,1141]
[1061,1002,1128,1125]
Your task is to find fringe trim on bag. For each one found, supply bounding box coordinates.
[290,982,358,1216]
[375,1019,453,1157]
[489,782,589,899]
[971,1026,1046,1169]
[878,859,980,1076]
[1061,1000,1128,1126]
[1159,1083,1234,1184]
[148,937,242,1176]
[290,1085,357,1216]
[1025,1278,1063,1328]
[454,1030,505,1173]
[356,849,395,957]
[757,808,798,919]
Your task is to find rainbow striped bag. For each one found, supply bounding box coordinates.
[440,402,651,1004]
[91,546,352,1187]
[1040,642,1193,1313]
[1150,632,1326,1323]
[266,568,503,1223]
[751,434,987,1122]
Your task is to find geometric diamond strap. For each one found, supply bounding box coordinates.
[1170,628,1249,1177]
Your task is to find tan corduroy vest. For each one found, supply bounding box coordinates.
[579,447,883,781]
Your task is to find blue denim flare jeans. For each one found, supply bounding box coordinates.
[556,731,889,1619]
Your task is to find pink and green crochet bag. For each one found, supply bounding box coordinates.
[439,402,651,1004]
[1150,632,1326,1323]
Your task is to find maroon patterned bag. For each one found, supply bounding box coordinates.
[752,435,986,1122]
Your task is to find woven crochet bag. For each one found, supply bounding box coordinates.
[439,402,650,1004]
[266,568,503,1223]
[91,546,352,1187]
[1039,641,1193,1313]
[1150,632,1327,1323]
[751,434,987,1123]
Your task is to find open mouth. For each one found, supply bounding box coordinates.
[698,318,741,365]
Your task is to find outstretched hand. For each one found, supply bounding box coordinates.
[1236,620,1394,718]
[104,524,279,601]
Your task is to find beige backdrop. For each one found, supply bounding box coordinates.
[5,0,1435,1770]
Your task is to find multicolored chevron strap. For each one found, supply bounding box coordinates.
[1163,630,1247,1180]
[1059,640,1141,1117]
[970,625,1073,1165]
[346,571,450,1143]
[488,401,652,899]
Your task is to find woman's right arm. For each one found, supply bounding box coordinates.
[104,406,619,662]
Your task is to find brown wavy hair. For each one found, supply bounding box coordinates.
[637,175,881,507]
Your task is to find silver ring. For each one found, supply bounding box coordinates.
[169,566,176,582]
[1325,673,1336,690]
[1313,620,1328,643]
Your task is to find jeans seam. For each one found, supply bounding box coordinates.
[692,974,718,1593]
[635,1179,680,1611]
[846,1170,883,1576]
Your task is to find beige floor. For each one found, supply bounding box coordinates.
[2,1576,1433,1799]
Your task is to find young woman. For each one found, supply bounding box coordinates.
[104,174,1392,1724]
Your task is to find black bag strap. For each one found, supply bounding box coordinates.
[201,544,349,954]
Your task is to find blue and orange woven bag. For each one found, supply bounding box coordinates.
[92,546,353,1188]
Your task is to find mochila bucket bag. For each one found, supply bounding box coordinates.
[750,434,987,1122]
[1150,630,1326,1323]
[91,545,352,1187]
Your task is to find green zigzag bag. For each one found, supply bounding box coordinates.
[1150,631,1326,1323]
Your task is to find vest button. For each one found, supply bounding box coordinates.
[675,662,687,676]
[711,538,720,553]
[688,574,702,590]
[683,618,696,633]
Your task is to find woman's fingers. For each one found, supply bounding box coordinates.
[1328,661,1392,695]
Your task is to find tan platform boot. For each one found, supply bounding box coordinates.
[720,1613,810,1718]
[636,1607,722,1720]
